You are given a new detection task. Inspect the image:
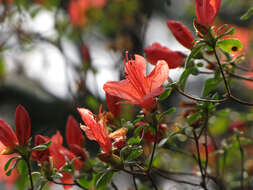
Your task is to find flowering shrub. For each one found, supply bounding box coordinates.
[0,0,253,190]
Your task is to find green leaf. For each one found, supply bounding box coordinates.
[187,112,200,125]
[185,45,203,68]
[178,67,197,90]
[17,159,28,174]
[240,7,253,20]
[6,158,20,176]
[128,136,141,145]
[96,170,114,188]
[158,107,176,121]
[202,77,222,97]
[4,157,18,171]
[159,88,172,101]
[32,141,51,151]
[77,174,94,189]
[217,39,243,53]
[126,147,143,161]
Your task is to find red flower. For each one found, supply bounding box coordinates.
[166,20,195,49]
[195,0,221,27]
[144,43,186,68]
[106,93,121,117]
[32,135,50,164]
[77,108,112,153]
[103,54,169,110]
[0,105,31,154]
[15,105,31,146]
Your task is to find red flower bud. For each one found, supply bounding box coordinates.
[144,42,186,68]
[0,120,18,154]
[15,105,31,146]
[166,20,195,49]
[195,0,221,27]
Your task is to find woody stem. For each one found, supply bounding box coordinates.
[25,157,34,190]
[147,116,158,173]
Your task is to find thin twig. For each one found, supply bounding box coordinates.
[237,135,245,190]
[111,181,119,190]
[174,86,228,103]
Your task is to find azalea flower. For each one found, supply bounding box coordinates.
[103,54,169,110]
[144,42,186,69]
[195,0,221,27]
[0,105,31,154]
[78,108,112,153]
[166,20,195,49]
[77,107,127,153]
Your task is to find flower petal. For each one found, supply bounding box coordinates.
[15,105,31,146]
[166,20,195,49]
[104,80,141,104]
[0,120,18,150]
[144,42,186,68]
[146,60,169,91]
[66,115,84,147]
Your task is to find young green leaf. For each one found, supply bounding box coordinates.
[240,7,253,20]
[217,39,243,53]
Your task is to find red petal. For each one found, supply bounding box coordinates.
[78,108,112,153]
[32,135,50,163]
[104,80,141,104]
[166,20,195,49]
[51,131,63,146]
[105,93,121,117]
[195,0,221,26]
[144,43,186,68]
[15,105,31,146]
[146,60,169,91]
[0,120,18,149]
[66,115,84,147]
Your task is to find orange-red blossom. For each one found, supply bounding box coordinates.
[103,54,169,110]
[0,105,31,154]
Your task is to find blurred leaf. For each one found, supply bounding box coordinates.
[157,107,176,121]
[202,77,222,97]
[32,141,51,151]
[240,7,253,20]
[6,158,20,176]
[178,67,198,90]
[209,117,228,136]
[4,157,18,171]
[96,170,114,189]
[17,160,28,175]
[187,112,200,125]
[159,88,172,101]
[128,136,141,145]
[217,39,243,53]
[185,45,203,68]
[0,57,5,78]
[126,146,143,161]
